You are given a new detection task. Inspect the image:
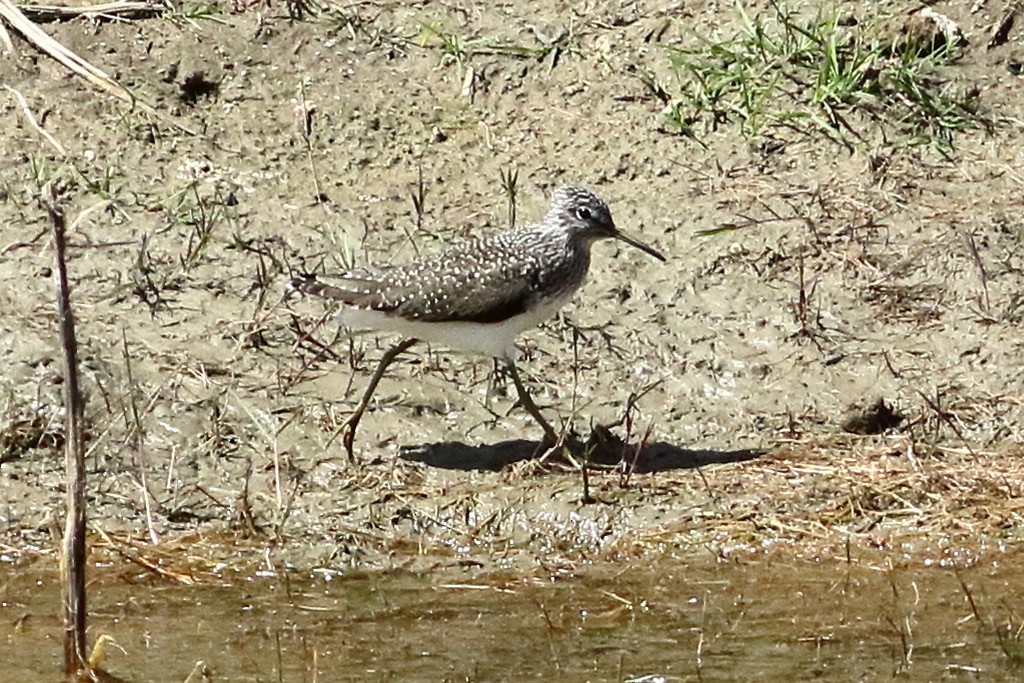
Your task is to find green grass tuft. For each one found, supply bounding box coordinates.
[651,1,988,152]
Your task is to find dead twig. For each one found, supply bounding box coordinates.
[44,185,89,678]
[4,85,65,155]
[18,1,164,22]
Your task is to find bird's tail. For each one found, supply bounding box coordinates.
[287,274,385,310]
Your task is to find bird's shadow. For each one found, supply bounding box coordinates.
[398,425,765,473]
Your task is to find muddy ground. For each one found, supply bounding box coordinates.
[1,0,1023,579]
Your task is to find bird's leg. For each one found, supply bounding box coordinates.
[505,361,559,446]
[486,358,508,410]
[341,338,418,462]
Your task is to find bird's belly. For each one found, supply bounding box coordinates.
[338,294,572,361]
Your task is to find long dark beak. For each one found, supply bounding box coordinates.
[615,230,666,262]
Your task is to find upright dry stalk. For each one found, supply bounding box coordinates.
[45,188,88,677]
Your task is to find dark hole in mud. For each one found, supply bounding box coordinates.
[841,398,904,435]
[178,71,220,105]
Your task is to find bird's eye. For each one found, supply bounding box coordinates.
[575,206,593,221]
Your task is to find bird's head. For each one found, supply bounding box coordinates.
[548,186,666,262]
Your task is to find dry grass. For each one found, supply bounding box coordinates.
[5,434,1019,580]
[679,438,1023,557]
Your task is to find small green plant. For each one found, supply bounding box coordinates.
[420,23,471,72]
[302,221,354,275]
[322,5,410,52]
[324,4,366,36]
[418,23,569,74]
[410,164,427,238]
[165,179,237,272]
[499,166,519,228]
[127,232,175,315]
[164,1,227,27]
[651,1,987,151]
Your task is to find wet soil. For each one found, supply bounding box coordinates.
[1,2,1024,673]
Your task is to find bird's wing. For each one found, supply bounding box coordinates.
[290,236,545,324]
[387,239,543,323]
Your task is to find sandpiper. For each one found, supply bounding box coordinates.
[290,185,666,460]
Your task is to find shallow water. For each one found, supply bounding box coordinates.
[3,555,1023,682]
